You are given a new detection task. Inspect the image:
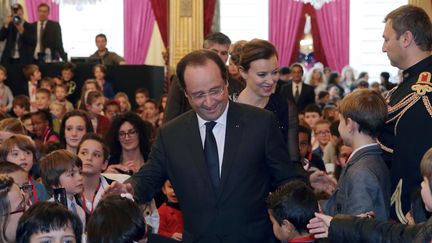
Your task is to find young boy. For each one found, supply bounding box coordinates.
[308,147,432,242]
[135,88,150,111]
[143,99,159,126]
[50,101,67,133]
[53,84,74,112]
[35,88,52,111]
[303,104,322,131]
[324,89,391,220]
[158,180,183,241]
[31,109,60,145]
[312,120,331,159]
[40,149,86,227]
[267,180,319,243]
[61,62,78,103]
[0,65,14,112]
[24,64,41,111]
[16,201,83,243]
[12,95,30,118]
[298,125,326,172]
[103,100,121,121]
[20,113,35,138]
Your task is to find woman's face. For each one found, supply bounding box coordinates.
[65,116,87,151]
[118,122,139,152]
[312,69,322,81]
[94,67,105,80]
[6,184,28,242]
[240,55,279,98]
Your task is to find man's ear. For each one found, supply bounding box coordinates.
[401,30,414,48]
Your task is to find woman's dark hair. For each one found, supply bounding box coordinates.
[86,195,145,243]
[59,110,94,149]
[105,112,152,164]
[16,201,83,243]
[239,38,278,71]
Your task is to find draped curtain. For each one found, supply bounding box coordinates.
[269,0,304,67]
[150,0,168,48]
[25,0,59,22]
[124,0,155,64]
[315,0,349,72]
[203,0,216,37]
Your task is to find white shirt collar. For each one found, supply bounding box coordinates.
[347,143,378,163]
[197,102,229,128]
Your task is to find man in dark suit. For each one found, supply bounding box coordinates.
[281,63,315,113]
[0,3,35,65]
[33,3,67,62]
[105,50,306,243]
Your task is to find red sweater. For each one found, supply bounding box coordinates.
[158,202,183,238]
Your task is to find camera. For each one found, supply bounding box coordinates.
[12,16,21,25]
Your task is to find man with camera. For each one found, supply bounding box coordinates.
[33,3,67,63]
[0,3,35,65]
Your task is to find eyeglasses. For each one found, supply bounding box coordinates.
[315,130,330,136]
[119,129,137,139]
[19,184,33,194]
[187,87,224,101]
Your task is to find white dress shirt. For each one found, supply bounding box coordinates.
[197,103,229,177]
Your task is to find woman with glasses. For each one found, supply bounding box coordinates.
[105,112,152,175]
[0,174,29,243]
[234,39,299,163]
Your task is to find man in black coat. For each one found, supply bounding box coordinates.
[0,4,35,65]
[33,3,67,62]
[281,63,315,113]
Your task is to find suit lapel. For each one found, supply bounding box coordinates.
[219,102,243,197]
[185,112,218,197]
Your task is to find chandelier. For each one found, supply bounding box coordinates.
[296,0,334,10]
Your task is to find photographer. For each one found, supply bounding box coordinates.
[0,3,35,65]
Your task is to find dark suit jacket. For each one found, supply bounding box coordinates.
[324,144,391,221]
[35,20,67,61]
[130,101,306,243]
[0,21,35,64]
[281,81,315,113]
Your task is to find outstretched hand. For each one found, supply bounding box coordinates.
[307,212,333,238]
[102,181,134,199]
[309,170,337,195]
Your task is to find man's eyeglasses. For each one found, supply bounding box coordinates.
[119,129,137,139]
[187,87,224,101]
[316,130,330,136]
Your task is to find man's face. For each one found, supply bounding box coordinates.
[184,59,228,121]
[38,6,49,22]
[291,66,303,84]
[96,37,107,51]
[382,20,405,69]
[206,42,230,64]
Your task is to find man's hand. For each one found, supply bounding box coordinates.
[102,181,134,199]
[309,170,337,194]
[307,212,333,238]
[171,232,183,241]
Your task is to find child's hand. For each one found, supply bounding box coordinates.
[171,232,182,241]
[307,212,333,238]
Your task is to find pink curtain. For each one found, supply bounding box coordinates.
[269,0,304,67]
[25,0,59,22]
[315,0,349,72]
[124,0,155,64]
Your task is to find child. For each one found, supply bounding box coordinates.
[20,113,35,138]
[103,100,120,121]
[0,65,14,112]
[93,64,114,99]
[77,79,101,110]
[16,201,83,243]
[31,109,60,145]
[24,64,41,111]
[59,110,94,155]
[308,147,432,242]
[135,88,150,111]
[158,93,168,113]
[86,195,145,243]
[39,77,55,93]
[158,180,183,241]
[143,99,159,126]
[267,180,319,242]
[77,133,111,216]
[84,90,110,136]
[40,149,86,227]
[0,134,49,202]
[298,125,326,172]
[35,88,52,111]
[12,95,30,118]
[0,117,26,145]
[0,161,33,200]
[303,104,322,131]
[50,101,67,133]
[324,89,390,220]
[53,84,74,112]
[61,62,77,99]
[114,92,131,113]
[312,120,331,159]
